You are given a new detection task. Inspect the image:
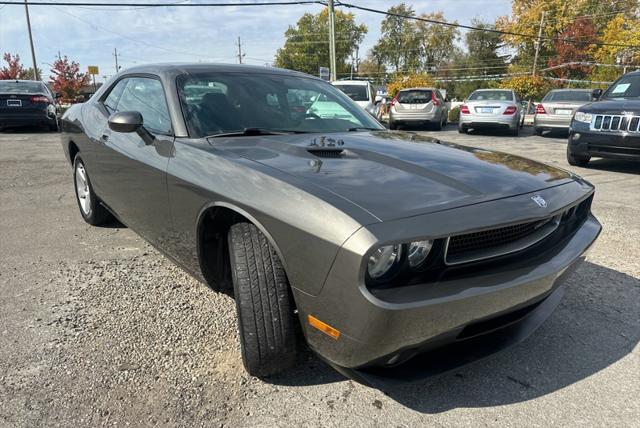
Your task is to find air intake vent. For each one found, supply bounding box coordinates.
[307,147,344,158]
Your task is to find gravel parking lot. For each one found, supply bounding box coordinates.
[1,126,638,427]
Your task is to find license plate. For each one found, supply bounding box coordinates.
[556,109,572,115]
[480,107,493,113]
[7,99,22,107]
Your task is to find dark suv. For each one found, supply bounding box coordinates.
[567,71,640,166]
[0,80,59,132]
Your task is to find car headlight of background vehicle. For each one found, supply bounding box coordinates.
[367,239,434,279]
[573,111,592,124]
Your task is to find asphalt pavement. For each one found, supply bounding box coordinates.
[0,126,638,427]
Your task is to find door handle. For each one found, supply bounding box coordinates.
[100,134,109,142]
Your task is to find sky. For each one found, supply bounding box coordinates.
[0,0,512,81]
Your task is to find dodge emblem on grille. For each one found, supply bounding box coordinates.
[531,195,547,208]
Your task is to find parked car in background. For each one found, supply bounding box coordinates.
[0,80,59,131]
[568,71,640,166]
[388,87,449,130]
[60,64,601,383]
[332,79,382,121]
[534,89,592,135]
[459,89,523,135]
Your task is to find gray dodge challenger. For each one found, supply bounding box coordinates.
[60,64,601,383]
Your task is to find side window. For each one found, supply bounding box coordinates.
[116,77,172,135]
[103,79,128,114]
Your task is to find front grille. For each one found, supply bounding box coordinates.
[591,114,640,132]
[444,214,564,266]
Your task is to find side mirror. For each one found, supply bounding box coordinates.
[592,88,603,100]
[108,111,143,133]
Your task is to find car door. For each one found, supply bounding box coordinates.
[93,75,175,245]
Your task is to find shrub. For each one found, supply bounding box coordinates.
[387,72,436,98]
[448,106,460,123]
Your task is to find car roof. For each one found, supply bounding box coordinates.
[332,80,369,86]
[399,87,437,91]
[0,80,44,84]
[118,63,318,80]
[473,88,513,92]
[548,88,591,92]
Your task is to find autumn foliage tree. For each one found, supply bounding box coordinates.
[49,55,89,103]
[0,53,26,79]
[547,18,598,79]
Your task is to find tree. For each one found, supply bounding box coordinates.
[373,3,420,72]
[274,9,367,77]
[547,18,597,79]
[357,53,386,82]
[414,12,460,70]
[499,75,551,100]
[49,55,89,103]
[0,53,26,80]
[496,0,638,69]
[591,14,640,82]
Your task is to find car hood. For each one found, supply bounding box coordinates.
[215,131,575,222]
[580,99,640,115]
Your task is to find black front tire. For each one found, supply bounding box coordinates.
[228,223,297,377]
[567,146,591,167]
[73,155,112,226]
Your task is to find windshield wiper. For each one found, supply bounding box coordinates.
[207,128,306,138]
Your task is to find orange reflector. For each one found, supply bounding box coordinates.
[307,315,340,340]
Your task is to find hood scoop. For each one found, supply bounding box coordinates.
[307,136,345,158]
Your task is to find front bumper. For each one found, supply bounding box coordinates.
[535,114,572,129]
[292,181,600,375]
[569,124,640,160]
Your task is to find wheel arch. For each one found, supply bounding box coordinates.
[68,140,80,165]
[195,201,290,292]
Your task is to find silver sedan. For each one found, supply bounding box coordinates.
[534,89,592,135]
[459,89,523,135]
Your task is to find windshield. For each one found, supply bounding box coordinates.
[468,90,513,101]
[543,91,591,102]
[398,90,432,104]
[333,84,368,102]
[603,74,640,99]
[0,81,45,94]
[178,72,383,137]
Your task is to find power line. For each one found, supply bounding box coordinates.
[0,1,326,6]
[335,1,640,50]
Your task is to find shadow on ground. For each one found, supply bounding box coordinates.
[268,261,639,413]
[585,159,640,175]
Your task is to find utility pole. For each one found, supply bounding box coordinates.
[113,48,120,74]
[328,0,337,81]
[24,0,39,81]
[236,36,245,64]
[532,11,545,76]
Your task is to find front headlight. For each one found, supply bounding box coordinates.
[573,111,593,123]
[407,240,433,268]
[367,244,402,279]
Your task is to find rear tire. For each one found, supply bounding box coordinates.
[73,155,112,226]
[389,121,397,130]
[567,146,590,167]
[433,117,443,131]
[534,127,543,136]
[509,126,520,136]
[458,125,467,134]
[228,223,297,377]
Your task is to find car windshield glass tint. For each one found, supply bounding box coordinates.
[543,91,591,102]
[177,72,384,137]
[398,90,432,104]
[604,74,640,99]
[334,84,368,101]
[0,81,44,94]
[468,90,513,101]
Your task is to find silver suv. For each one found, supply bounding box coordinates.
[389,87,448,130]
